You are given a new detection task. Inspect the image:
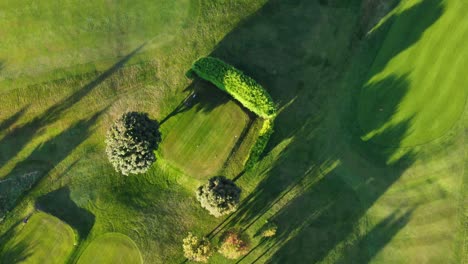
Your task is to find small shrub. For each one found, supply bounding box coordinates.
[191,57,276,119]
[218,230,250,259]
[261,222,278,238]
[196,176,241,217]
[105,112,161,175]
[182,233,212,263]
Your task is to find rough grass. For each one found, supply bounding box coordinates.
[0,0,197,88]
[0,212,75,264]
[76,233,142,264]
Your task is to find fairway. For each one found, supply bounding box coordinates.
[160,81,251,178]
[358,0,468,147]
[76,233,142,264]
[0,212,75,264]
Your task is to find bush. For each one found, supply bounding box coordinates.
[218,230,250,259]
[260,222,278,238]
[191,57,276,119]
[182,233,212,263]
[196,176,241,217]
[245,119,274,170]
[105,112,161,175]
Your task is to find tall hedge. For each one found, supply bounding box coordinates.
[245,119,274,170]
[191,57,276,119]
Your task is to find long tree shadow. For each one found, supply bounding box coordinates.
[353,209,414,263]
[0,220,31,263]
[0,106,29,134]
[160,78,237,126]
[36,186,95,239]
[0,43,145,220]
[0,239,33,264]
[199,0,444,262]
[0,43,145,171]
[0,110,105,219]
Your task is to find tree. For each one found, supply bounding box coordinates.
[182,233,212,263]
[218,230,250,259]
[105,112,161,175]
[196,176,241,217]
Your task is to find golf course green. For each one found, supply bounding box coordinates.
[0,0,466,263]
[0,212,75,264]
[76,233,142,264]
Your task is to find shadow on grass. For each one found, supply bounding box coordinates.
[160,78,237,126]
[36,187,95,240]
[0,110,105,219]
[197,0,444,262]
[0,43,145,171]
[0,106,29,133]
[0,44,145,220]
[0,220,32,263]
[0,239,33,264]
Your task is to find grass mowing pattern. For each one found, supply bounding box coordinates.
[0,212,75,264]
[358,0,468,147]
[76,233,142,264]
[160,81,250,178]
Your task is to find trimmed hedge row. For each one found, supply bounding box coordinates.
[245,119,274,170]
[191,57,276,119]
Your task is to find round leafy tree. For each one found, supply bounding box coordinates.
[218,230,250,259]
[182,233,212,263]
[196,176,241,217]
[105,112,161,175]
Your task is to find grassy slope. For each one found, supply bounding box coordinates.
[0,212,75,264]
[358,0,468,147]
[76,233,142,264]
[0,0,466,264]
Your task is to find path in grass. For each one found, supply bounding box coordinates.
[160,81,251,178]
[358,0,468,147]
[76,233,142,264]
[0,212,75,264]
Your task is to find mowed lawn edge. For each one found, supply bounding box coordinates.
[76,233,143,264]
[0,212,76,264]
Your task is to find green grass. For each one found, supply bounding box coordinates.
[76,233,142,264]
[358,0,468,147]
[0,0,466,263]
[0,212,75,264]
[0,0,197,88]
[160,81,251,178]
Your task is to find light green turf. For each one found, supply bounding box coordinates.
[76,233,142,264]
[0,212,75,264]
[0,0,196,88]
[160,82,250,178]
[358,0,468,147]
